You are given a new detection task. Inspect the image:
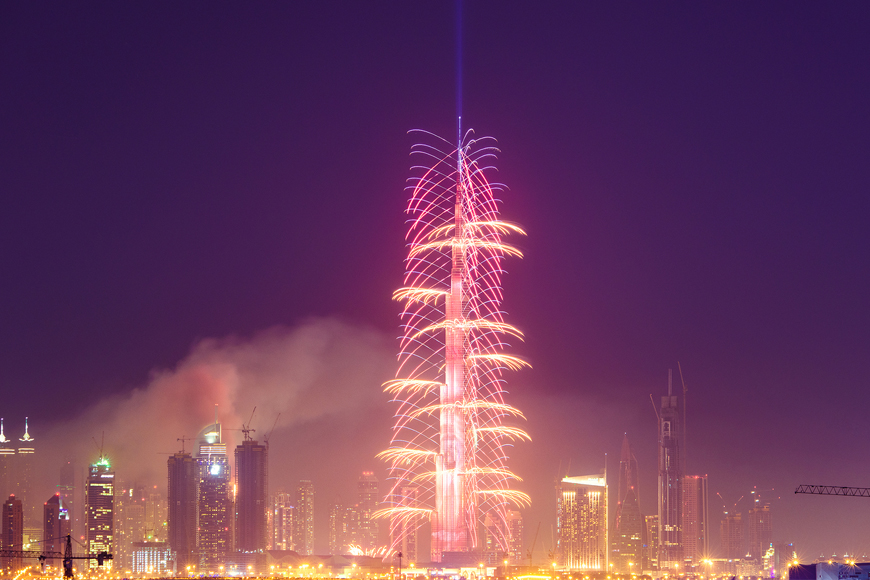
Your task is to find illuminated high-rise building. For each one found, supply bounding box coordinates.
[270,491,294,551]
[196,420,231,571]
[643,515,659,572]
[506,510,523,565]
[381,130,529,563]
[2,494,23,573]
[747,501,772,562]
[556,474,607,571]
[612,435,642,573]
[16,418,35,527]
[328,497,349,555]
[0,421,13,505]
[116,484,146,569]
[658,372,682,571]
[234,438,268,552]
[681,475,709,564]
[168,451,197,570]
[357,472,378,552]
[145,488,167,542]
[720,512,743,559]
[86,457,114,568]
[44,493,71,555]
[294,481,314,555]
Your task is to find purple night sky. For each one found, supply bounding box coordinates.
[2,2,869,558]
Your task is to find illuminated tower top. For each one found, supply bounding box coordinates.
[19,417,33,443]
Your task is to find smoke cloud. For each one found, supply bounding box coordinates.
[35,318,395,549]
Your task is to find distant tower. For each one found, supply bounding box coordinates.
[556,473,608,570]
[747,500,772,562]
[58,460,76,538]
[506,510,523,565]
[720,512,744,559]
[234,438,268,552]
[681,475,709,564]
[44,493,71,555]
[116,483,146,568]
[196,419,231,572]
[643,515,659,571]
[168,451,197,570]
[357,472,378,551]
[2,494,23,573]
[16,418,35,527]
[270,491,294,551]
[613,435,642,573]
[328,497,349,555]
[294,481,314,555]
[658,371,682,570]
[0,421,13,504]
[86,457,115,568]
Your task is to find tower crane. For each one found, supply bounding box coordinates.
[795,484,870,497]
[0,534,112,579]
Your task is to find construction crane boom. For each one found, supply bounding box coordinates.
[796,484,870,497]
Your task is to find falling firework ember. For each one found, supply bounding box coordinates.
[377,126,530,563]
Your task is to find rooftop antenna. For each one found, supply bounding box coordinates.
[214,404,220,443]
[668,368,672,397]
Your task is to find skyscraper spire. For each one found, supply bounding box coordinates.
[613,434,641,573]
[0,419,8,444]
[19,417,33,442]
[380,130,529,563]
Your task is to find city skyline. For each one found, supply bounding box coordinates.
[1,2,869,558]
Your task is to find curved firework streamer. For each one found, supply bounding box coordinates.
[377,448,438,465]
[476,489,532,508]
[474,426,532,442]
[382,379,444,396]
[382,128,528,562]
[466,354,531,371]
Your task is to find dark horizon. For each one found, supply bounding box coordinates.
[1,2,869,557]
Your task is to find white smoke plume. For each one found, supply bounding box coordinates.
[36,318,395,515]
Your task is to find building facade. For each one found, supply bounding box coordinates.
[295,481,314,555]
[44,493,71,556]
[168,451,198,570]
[720,512,744,559]
[235,439,268,552]
[747,502,772,563]
[357,472,378,552]
[86,457,115,569]
[271,491,294,551]
[328,497,349,555]
[643,515,659,572]
[613,435,642,573]
[196,422,231,572]
[556,474,607,571]
[681,475,709,564]
[2,495,23,573]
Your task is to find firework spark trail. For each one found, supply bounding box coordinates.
[380,127,529,562]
